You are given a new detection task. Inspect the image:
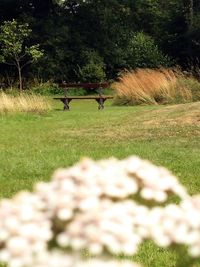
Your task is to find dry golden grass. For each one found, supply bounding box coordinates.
[0,92,52,114]
[112,68,200,105]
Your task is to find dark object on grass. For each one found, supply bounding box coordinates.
[54,82,113,110]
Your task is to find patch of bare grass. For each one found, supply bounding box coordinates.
[141,102,200,126]
[112,68,200,105]
[62,102,200,141]
[0,92,51,114]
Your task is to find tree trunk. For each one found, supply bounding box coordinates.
[183,0,194,59]
[188,0,193,30]
[183,0,194,30]
[16,61,23,92]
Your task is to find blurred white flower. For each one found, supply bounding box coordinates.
[0,192,52,267]
[32,250,141,267]
[0,156,199,267]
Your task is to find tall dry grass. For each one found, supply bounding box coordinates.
[112,68,200,105]
[0,92,52,114]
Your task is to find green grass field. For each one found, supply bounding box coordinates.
[0,99,200,266]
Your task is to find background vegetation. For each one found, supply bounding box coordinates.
[0,0,200,88]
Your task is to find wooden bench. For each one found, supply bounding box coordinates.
[54,82,114,110]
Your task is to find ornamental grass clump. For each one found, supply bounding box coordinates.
[0,92,51,114]
[112,68,200,105]
[1,156,200,266]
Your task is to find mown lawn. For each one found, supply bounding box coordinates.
[0,99,200,266]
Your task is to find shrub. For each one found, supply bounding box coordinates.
[77,50,106,83]
[31,81,88,96]
[126,32,171,69]
[78,62,106,83]
[112,68,200,106]
[0,92,52,114]
[31,81,63,95]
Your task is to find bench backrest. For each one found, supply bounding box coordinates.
[59,82,110,96]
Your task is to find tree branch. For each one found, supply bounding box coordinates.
[21,60,33,69]
[19,53,27,60]
[3,61,16,66]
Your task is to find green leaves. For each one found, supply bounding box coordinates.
[126,32,171,69]
[26,45,44,62]
[77,50,106,82]
[0,19,43,90]
[0,54,5,63]
[0,19,43,63]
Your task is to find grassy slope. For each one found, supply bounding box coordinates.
[0,99,200,266]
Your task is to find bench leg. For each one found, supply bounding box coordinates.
[95,98,106,110]
[61,98,72,111]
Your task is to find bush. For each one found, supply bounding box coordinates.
[112,68,200,106]
[77,50,106,82]
[78,62,106,83]
[31,81,63,95]
[31,81,88,96]
[126,32,171,69]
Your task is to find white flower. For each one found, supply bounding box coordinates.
[0,155,199,267]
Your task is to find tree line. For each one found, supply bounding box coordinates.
[0,0,200,86]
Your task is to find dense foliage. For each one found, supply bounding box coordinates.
[0,0,200,85]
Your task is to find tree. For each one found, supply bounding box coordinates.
[0,0,199,81]
[0,19,43,91]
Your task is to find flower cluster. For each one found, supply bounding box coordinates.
[33,157,188,256]
[33,251,141,267]
[0,192,52,267]
[36,156,188,214]
[0,192,142,267]
[148,195,200,257]
[0,156,199,267]
[56,200,149,255]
